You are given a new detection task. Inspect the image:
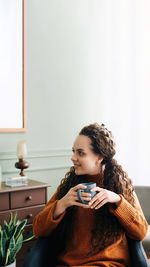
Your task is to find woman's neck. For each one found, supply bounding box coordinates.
[86,172,104,187]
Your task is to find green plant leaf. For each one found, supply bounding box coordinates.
[3,220,8,229]
[7,235,15,265]
[4,248,10,266]
[9,234,23,262]
[3,228,8,241]
[0,229,9,265]
[3,221,9,238]
[8,212,13,228]
[7,224,17,242]
[23,232,34,242]
[14,219,27,241]
[0,212,27,266]
[12,212,17,226]
[8,235,15,251]
[0,230,4,259]
[8,212,17,231]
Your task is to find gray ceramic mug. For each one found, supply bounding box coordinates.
[77,182,96,205]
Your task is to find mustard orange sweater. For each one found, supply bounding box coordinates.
[33,187,148,267]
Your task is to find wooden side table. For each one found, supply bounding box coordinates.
[0,179,50,267]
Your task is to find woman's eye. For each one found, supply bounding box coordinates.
[78,151,83,156]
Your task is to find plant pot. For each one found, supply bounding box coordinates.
[1,260,16,267]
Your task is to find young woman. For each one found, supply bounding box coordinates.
[33,123,148,267]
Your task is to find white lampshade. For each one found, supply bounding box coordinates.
[16,140,27,159]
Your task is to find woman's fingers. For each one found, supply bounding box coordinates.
[89,188,121,209]
[80,192,91,197]
[72,185,92,203]
[68,189,91,204]
[89,190,105,204]
[90,186,102,193]
[73,184,87,191]
[75,195,91,202]
[71,190,91,198]
[89,191,105,208]
[93,198,107,210]
[90,195,107,209]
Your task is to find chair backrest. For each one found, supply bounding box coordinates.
[135,186,150,224]
[127,236,150,267]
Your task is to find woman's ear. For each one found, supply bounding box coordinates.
[97,155,103,165]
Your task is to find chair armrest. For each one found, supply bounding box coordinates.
[23,236,56,267]
[143,225,150,254]
[127,237,149,267]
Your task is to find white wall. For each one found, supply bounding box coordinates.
[27,0,150,186]
[87,0,150,185]
[0,0,150,197]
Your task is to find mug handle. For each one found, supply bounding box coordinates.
[77,189,84,203]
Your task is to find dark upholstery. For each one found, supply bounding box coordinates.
[135,186,150,254]
[127,237,149,267]
[23,236,150,267]
[135,186,150,224]
[23,237,53,267]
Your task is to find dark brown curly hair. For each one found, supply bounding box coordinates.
[55,123,135,255]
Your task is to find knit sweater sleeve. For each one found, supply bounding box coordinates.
[33,191,66,238]
[109,191,148,241]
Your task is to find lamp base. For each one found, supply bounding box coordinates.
[15,158,29,176]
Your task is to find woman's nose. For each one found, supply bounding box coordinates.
[71,153,76,161]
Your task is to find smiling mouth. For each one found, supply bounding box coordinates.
[74,164,80,168]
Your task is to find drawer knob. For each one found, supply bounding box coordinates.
[26,196,32,200]
[27,214,33,219]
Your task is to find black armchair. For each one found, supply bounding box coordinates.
[23,236,149,267]
[126,237,149,267]
[23,236,54,267]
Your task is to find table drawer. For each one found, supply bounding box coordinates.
[14,204,45,224]
[10,188,46,208]
[0,210,11,226]
[0,205,45,226]
[0,193,9,211]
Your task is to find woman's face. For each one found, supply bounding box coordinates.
[71,135,103,176]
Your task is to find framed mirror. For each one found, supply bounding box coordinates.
[0,0,26,132]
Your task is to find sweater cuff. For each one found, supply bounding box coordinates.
[109,195,136,225]
[48,200,66,224]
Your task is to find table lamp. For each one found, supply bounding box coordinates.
[15,141,29,176]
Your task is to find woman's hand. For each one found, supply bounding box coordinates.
[60,184,92,209]
[88,187,121,210]
[53,184,91,219]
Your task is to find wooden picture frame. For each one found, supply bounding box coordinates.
[0,0,26,132]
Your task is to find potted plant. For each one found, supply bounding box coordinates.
[0,212,34,267]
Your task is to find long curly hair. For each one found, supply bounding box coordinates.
[55,123,135,255]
